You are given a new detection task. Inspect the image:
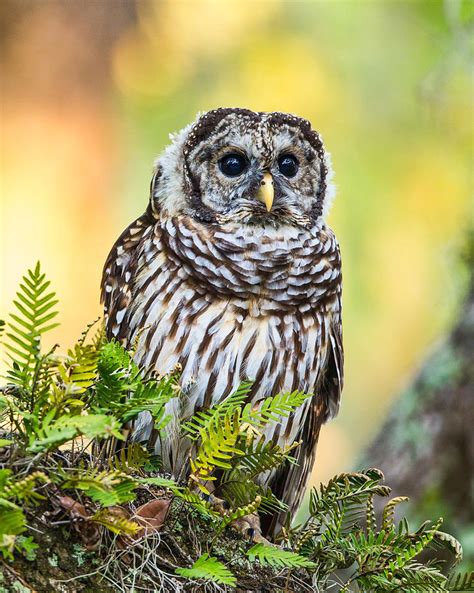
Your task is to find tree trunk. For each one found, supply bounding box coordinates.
[361,235,474,565]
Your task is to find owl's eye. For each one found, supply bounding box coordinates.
[218,153,248,177]
[278,154,299,178]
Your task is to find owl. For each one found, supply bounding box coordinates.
[101,108,343,538]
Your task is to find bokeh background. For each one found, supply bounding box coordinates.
[1,0,472,492]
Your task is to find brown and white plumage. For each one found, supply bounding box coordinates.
[101,108,343,537]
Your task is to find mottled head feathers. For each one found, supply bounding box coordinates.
[150,108,335,227]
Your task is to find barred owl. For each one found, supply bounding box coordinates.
[101,108,343,537]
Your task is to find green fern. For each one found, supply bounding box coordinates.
[247,543,317,569]
[2,470,48,506]
[227,437,299,478]
[175,553,236,586]
[28,412,123,453]
[182,382,253,440]
[56,341,99,396]
[0,499,26,559]
[93,339,179,426]
[91,508,141,536]
[217,495,262,533]
[59,467,137,506]
[110,443,150,474]
[188,388,310,494]
[447,571,474,592]
[189,409,243,493]
[382,495,409,530]
[5,263,59,390]
[241,390,311,430]
[0,470,47,559]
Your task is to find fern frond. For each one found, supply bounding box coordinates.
[175,553,236,586]
[447,571,474,592]
[56,341,99,395]
[382,496,409,530]
[60,467,137,507]
[2,471,48,506]
[189,410,243,492]
[432,529,463,565]
[182,382,253,440]
[241,391,311,431]
[247,543,317,569]
[172,488,222,520]
[218,495,262,533]
[310,470,390,518]
[91,508,140,536]
[358,562,448,592]
[28,413,123,453]
[230,437,299,478]
[5,263,59,387]
[0,499,26,559]
[111,443,150,474]
[139,476,181,490]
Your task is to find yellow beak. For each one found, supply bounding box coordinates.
[256,172,274,212]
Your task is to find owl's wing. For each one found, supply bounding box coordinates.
[263,300,344,538]
[323,291,344,420]
[101,207,154,343]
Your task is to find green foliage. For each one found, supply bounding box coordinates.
[5,262,59,390]
[27,413,124,453]
[175,553,237,586]
[91,508,141,536]
[111,442,150,474]
[247,543,316,568]
[59,467,138,506]
[188,387,309,497]
[448,571,474,592]
[0,264,470,591]
[285,469,467,592]
[0,470,47,559]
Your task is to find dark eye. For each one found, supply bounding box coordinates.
[218,153,248,177]
[278,154,299,177]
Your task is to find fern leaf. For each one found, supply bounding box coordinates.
[172,488,221,520]
[0,500,26,559]
[432,530,463,565]
[5,263,59,387]
[28,413,124,453]
[242,391,311,430]
[91,508,140,536]
[2,471,48,506]
[382,496,409,530]
[176,553,236,586]
[111,443,150,474]
[60,468,137,507]
[218,495,262,533]
[57,341,99,395]
[182,382,252,440]
[189,409,243,491]
[247,543,317,569]
[447,571,474,592]
[230,437,299,478]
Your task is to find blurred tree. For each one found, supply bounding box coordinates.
[362,232,474,567]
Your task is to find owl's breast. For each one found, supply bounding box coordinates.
[159,216,341,310]
[126,215,341,444]
[130,264,334,420]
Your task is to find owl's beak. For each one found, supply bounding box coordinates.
[256,172,274,212]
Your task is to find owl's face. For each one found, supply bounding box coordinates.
[152,108,335,228]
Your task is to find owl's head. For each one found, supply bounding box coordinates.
[150,108,335,227]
